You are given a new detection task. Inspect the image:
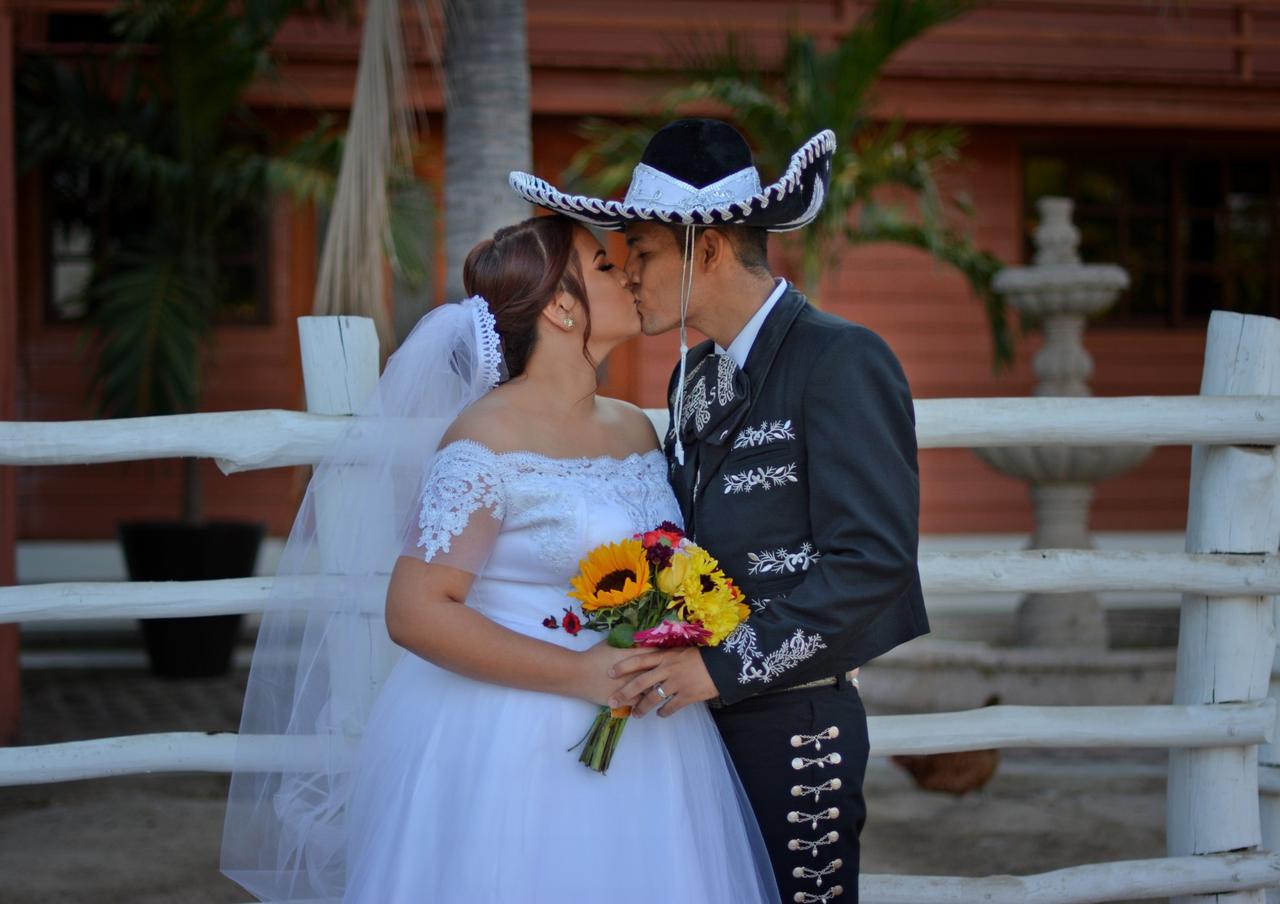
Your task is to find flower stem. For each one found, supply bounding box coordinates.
[578,705,629,774]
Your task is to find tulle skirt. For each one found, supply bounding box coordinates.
[343,653,780,904]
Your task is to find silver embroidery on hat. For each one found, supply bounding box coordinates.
[625,163,763,213]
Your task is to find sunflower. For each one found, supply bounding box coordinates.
[569,539,652,611]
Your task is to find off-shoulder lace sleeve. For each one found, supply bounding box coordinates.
[403,440,506,573]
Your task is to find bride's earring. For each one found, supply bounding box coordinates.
[563,317,575,329]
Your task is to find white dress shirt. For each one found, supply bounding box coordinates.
[715,278,789,368]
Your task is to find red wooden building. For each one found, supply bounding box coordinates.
[3,1,1280,730]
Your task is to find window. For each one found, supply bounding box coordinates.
[1023,149,1280,326]
[46,163,98,321]
[42,158,271,325]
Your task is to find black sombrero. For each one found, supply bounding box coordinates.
[509,118,835,233]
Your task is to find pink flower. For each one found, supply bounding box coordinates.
[633,620,712,648]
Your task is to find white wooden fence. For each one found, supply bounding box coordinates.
[1,309,1279,903]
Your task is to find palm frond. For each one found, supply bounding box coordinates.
[385,172,436,289]
[85,246,216,418]
[563,118,657,198]
[833,0,976,107]
[565,0,1011,369]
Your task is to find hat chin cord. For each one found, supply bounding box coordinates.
[672,224,699,466]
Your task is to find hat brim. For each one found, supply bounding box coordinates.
[509,130,835,233]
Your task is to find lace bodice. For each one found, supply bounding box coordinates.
[413,439,681,592]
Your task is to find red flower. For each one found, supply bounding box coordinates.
[646,542,675,569]
[542,616,559,630]
[561,610,582,636]
[640,523,684,550]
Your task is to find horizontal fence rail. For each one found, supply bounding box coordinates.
[2,396,1279,472]
[2,701,1270,786]
[859,852,1280,904]
[871,700,1275,756]
[912,396,1280,449]
[5,551,1278,623]
[0,410,347,472]
[219,853,1280,904]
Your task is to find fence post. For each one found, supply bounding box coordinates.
[296,315,388,726]
[1265,596,1280,904]
[1169,311,1280,904]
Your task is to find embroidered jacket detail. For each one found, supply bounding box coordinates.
[749,591,788,614]
[733,419,796,449]
[794,884,844,902]
[788,830,840,857]
[722,624,827,685]
[790,778,842,802]
[788,808,841,830]
[679,354,741,438]
[682,376,711,435]
[793,858,843,889]
[723,462,798,495]
[715,354,738,406]
[747,542,821,576]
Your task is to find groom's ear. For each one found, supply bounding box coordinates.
[699,229,729,273]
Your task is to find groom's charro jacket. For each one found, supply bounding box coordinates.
[666,287,929,706]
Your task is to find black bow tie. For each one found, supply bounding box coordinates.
[674,352,751,448]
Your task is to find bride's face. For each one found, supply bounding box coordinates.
[572,227,641,348]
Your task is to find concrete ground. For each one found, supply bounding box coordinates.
[0,665,1170,904]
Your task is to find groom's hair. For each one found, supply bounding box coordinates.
[658,223,769,274]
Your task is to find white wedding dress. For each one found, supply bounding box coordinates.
[340,439,779,904]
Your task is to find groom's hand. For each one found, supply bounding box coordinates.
[606,647,718,718]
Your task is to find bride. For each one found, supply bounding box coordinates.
[221,213,779,903]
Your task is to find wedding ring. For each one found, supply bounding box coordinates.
[655,684,669,700]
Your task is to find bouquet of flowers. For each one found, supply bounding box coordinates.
[544,521,750,774]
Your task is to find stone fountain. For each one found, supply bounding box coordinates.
[973,196,1151,650]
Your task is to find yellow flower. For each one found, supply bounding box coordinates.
[673,547,750,645]
[569,539,651,611]
[657,550,691,597]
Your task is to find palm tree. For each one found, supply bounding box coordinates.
[18,0,348,521]
[441,0,532,300]
[565,0,1012,367]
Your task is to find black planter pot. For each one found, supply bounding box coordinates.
[119,521,265,678]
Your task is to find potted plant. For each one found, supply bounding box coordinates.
[18,0,345,676]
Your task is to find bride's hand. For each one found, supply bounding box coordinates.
[573,642,637,706]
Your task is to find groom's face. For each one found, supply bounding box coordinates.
[622,222,686,337]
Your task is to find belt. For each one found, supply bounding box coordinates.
[708,670,859,709]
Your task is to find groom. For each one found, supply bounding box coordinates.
[512,119,929,903]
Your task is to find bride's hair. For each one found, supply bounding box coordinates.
[462,214,592,380]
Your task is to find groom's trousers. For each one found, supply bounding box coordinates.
[711,674,868,904]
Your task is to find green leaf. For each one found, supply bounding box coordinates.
[607,624,638,649]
